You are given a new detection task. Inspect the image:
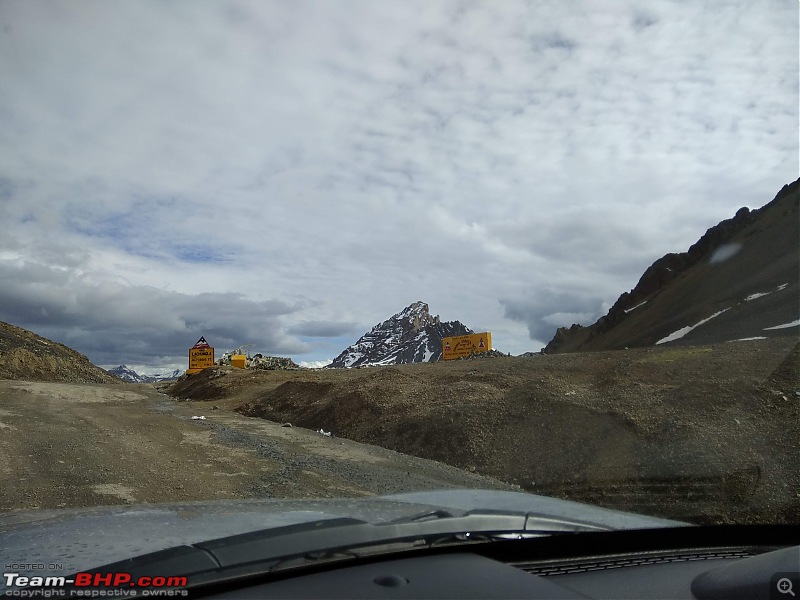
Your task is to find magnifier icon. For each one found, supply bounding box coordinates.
[778,578,795,596]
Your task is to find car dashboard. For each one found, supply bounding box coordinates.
[186,525,800,598]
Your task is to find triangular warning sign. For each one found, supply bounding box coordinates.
[445,342,451,350]
[192,336,210,348]
[478,338,485,348]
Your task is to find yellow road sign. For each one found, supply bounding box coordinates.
[442,332,492,360]
[187,338,214,374]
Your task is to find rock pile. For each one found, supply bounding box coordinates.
[217,352,301,371]
[250,355,301,370]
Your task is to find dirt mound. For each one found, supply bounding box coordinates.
[169,337,800,524]
[166,366,234,400]
[0,321,119,384]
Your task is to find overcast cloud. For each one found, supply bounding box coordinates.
[0,0,797,371]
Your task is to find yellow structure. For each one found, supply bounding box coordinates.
[442,332,492,361]
[187,336,215,374]
[230,354,247,369]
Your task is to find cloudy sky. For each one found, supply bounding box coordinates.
[0,0,797,372]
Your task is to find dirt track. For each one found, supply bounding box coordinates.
[0,380,508,511]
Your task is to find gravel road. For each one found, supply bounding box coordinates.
[0,380,509,511]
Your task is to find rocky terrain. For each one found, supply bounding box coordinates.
[545,178,799,353]
[0,321,119,384]
[0,320,796,526]
[330,301,472,368]
[169,337,799,525]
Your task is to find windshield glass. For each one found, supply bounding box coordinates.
[0,0,797,550]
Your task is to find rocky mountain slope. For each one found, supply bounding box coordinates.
[0,321,120,383]
[107,365,183,383]
[329,302,472,368]
[545,178,800,353]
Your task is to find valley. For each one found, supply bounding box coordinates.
[0,335,797,526]
[168,336,799,524]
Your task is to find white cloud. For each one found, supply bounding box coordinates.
[0,0,796,367]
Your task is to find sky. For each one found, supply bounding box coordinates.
[0,0,797,372]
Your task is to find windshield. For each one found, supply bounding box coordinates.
[0,0,797,556]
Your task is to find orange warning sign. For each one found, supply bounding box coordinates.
[187,337,215,374]
[441,332,492,360]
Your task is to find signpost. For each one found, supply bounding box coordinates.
[442,332,492,361]
[187,336,215,374]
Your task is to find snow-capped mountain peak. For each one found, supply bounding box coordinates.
[330,302,471,368]
[107,365,183,383]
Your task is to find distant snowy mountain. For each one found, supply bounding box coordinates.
[330,302,472,368]
[107,365,148,383]
[107,365,183,383]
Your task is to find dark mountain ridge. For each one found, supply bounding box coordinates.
[545,178,800,353]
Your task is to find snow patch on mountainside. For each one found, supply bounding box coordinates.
[745,292,770,301]
[656,308,730,345]
[763,319,800,330]
[624,300,648,313]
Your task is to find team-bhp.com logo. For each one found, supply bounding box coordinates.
[3,572,188,597]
